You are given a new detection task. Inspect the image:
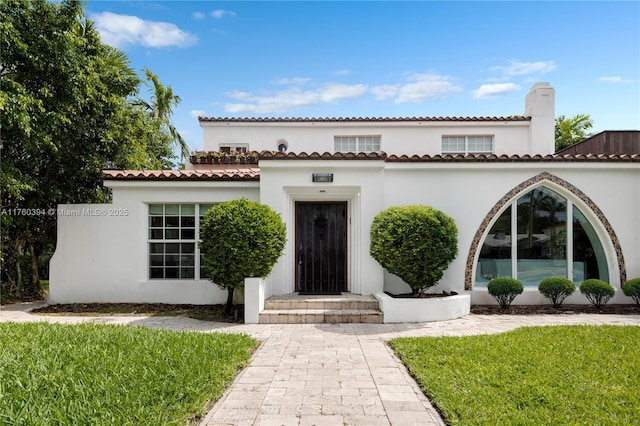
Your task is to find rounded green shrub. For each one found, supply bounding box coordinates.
[369,205,458,296]
[580,279,615,308]
[487,277,524,308]
[622,278,640,306]
[538,276,576,307]
[199,198,286,315]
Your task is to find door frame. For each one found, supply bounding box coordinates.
[295,201,348,293]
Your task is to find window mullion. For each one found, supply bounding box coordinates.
[511,202,518,279]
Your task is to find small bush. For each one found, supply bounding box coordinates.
[580,279,615,308]
[487,277,524,308]
[538,276,576,307]
[622,278,640,306]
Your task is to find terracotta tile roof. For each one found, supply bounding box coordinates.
[102,169,260,181]
[199,116,531,123]
[385,153,640,162]
[258,151,387,160]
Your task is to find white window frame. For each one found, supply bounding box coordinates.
[334,136,381,153]
[442,135,493,154]
[148,203,217,280]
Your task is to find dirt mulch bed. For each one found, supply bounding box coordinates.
[471,304,640,315]
[32,303,242,323]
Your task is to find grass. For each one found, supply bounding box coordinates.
[0,322,258,425]
[391,325,640,425]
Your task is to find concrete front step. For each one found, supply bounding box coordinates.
[259,293,383,324]
[260,309,383,324]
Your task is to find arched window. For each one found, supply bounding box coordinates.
[476,186,609,287]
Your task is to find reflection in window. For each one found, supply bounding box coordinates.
[476,186,608,287]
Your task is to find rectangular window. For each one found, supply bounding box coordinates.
[148,203,216,280]
[219,143,248,153]
[334,136,381,153]
[442,136,493,154]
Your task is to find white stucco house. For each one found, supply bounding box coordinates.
[49,83,640,307]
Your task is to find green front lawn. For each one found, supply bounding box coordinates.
[0,322,257,425]
[391,325,640,425]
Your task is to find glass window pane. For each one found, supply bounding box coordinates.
[181,243,195,254]
[149,204,163,215]
[150,243,164,254]
[165,243,180,253]
[150,268,164,279]
[573,207,608,283]
[165,254,180,266]
[165,204,179,215]
[165,216,179,227]
[150,255,164,267]
[477,208,512,284]
[165,229,180,239]
[181,204,195,215]
[181,268,194,279]
[181,229,195,239]
[181,216,195,227]
[517,187,567,286]
[199,204,216,216]
[165,268,179,279]
[181,255,194,267]
[149,229,163,240]
[150,216,163,227]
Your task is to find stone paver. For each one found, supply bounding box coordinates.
[2,301,639,426]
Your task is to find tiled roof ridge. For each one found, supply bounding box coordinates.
[199,116,531,123]
[258,151,386,160]
[102,169,260,181]
[385,153,640,162]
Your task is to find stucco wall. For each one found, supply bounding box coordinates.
[201,121,534,157]
[49,183,260,304]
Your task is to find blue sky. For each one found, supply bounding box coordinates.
[86,1,640,152]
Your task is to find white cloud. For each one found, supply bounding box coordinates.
[472,83,521,99]
[224,83,368,114]
[91,12,197,48]
[189,110,206,118]
[491,61,557,76]
[271,77,312,85]
[599,76,635,83]
[387,74,463,103]
[370,85,399,101]
[332,69,351,76]
[211,10,236,19]
[192,11,205,20]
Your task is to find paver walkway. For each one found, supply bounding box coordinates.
[2,302,639,426]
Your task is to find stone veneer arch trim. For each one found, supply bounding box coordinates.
[465,172,626,290]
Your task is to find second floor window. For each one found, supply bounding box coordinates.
[334,136,381,153]
[442,136,493,155]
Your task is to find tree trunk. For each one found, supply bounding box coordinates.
[225,287,235,316]
[25,231,42,298]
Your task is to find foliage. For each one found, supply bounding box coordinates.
[538,276,576,307]
[0,322,257,425]
[487,277,524,308]
[580,279,615,308]
[555,114,594,151]
[369,205,458,295]
[391,325,640,425]
[0,0,182,299]
[199,198,286,315]
[622,278,640,306]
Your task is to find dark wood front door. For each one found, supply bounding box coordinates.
[296,202,347,294]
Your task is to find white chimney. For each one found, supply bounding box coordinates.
[525,82,555,155]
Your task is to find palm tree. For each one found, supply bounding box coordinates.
[133,68,189,163]
[555,114,594,151]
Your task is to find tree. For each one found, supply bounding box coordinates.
[555,114,594,151]
[369,205,458,296]
[132,68,189,164]
[199,199,286,315]
[0,0,182,299]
